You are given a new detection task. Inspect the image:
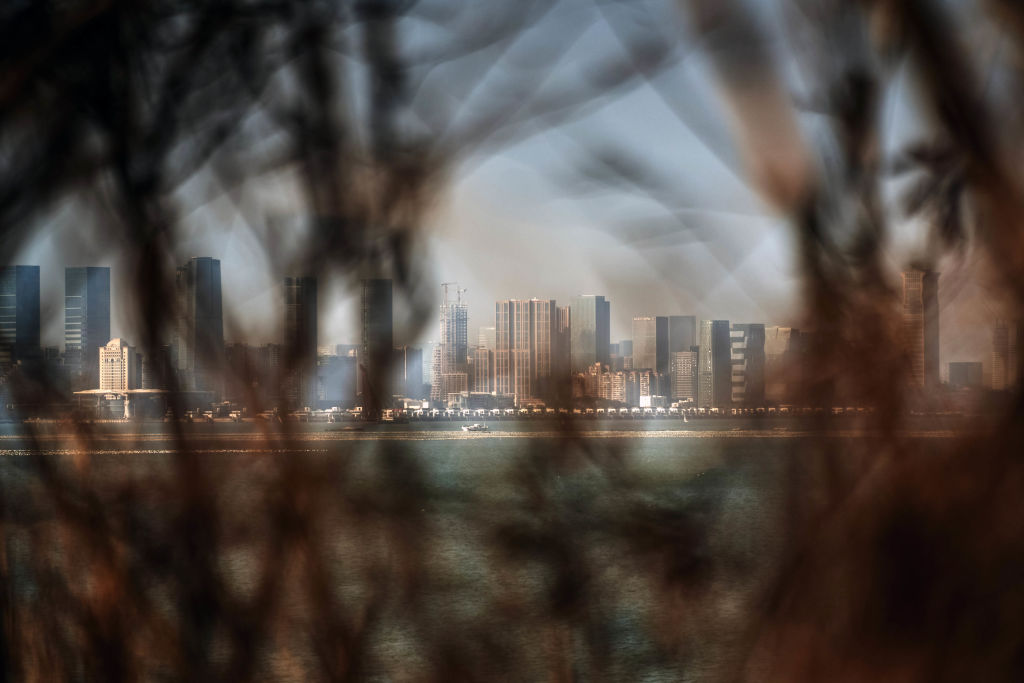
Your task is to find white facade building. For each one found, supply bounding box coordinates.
[99,338,139,391]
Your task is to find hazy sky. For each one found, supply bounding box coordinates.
[13,0,1006,374]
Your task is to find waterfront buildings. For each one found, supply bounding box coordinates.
[670,350,697,402]
[360,278,393,409]
[495,299,532,401]
[174,257,224,396]
[765,326,800,404]
[667,316,696,358]
[64,267,110,391]
[472,346,493,393]
[570,295,610,372]
[698,320,731,407]
[283,276,317,408]
[632,316,658,370]
[901,270,940,388]
[730,323,765,406]
[99,338,139,391]
[433,285,469,404]
[0,265,40,370]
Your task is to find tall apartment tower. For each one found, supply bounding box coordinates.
[435,285,469,403]
[698,319,731,407]
[632,316,658,370]
[472,346,494,394]
[495,299,532,401]
[528,299,558,399]
[64,266,111,390]
[901,270,939,388]
[283,276,317,408]
[173,257,224,396]
[570,295,610,372]
[0,265,40,370]
[360,278,393,410]
[730,323,766,406]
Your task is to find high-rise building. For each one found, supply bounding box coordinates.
[555,305,571,366]
[570,295,610,372]
[174,257,224,396]
[283,276,317,408]
[698,320,731,407]
[99,338,139,391]
[667,316,696,357]
[64,267,110,390]
[730,323,765,406]
[360,278,393,409]
[528,299,557,399]
[670,350,697,402]
[495,299,532,401]
[632,317,657,370]
[764,326,800,404]
[0,265,40,371]
[901,270,939,388]
[472,346,494,394]
[948,362,983,389]
[440,292,469,375]
[433,286,469,404]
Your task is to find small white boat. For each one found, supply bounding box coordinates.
[461,423,490,432]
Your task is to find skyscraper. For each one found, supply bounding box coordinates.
[901,270,939,388]
[0,266,40,371]
[283,276,317,407]
[495,299,532,400]
[472,346,494,394]
[529,299,559,399]
[667,316,696,357]
[173,257,224,396]
[764,326,800,404]
[632,316,657,370]
[670,350,697,402]
[730,323,765,406]
[360,278,393,410]
[570,295,610,372]
[435,286,469,403]
[698,319,731,407]
[64,266,110,390]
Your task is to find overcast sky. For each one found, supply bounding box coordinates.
[13,0,1007,374]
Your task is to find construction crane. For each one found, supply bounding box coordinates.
[441,281,458,304]
[457,286,467,305]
